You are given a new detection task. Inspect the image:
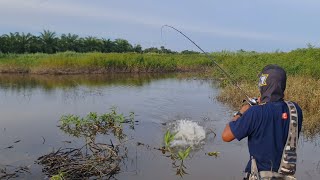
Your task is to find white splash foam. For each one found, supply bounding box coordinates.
[169,119,206,147]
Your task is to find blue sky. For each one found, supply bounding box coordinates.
[0,0,319,52]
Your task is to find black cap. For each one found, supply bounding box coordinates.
[258,64,287,103]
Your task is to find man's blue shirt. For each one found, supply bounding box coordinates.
[229,101,303,172]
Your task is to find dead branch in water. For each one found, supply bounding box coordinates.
[37,141,124,179]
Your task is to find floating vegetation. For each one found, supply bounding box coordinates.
[162,130,191,177]
[37,108,135,179]
[175,147,191,177]
[164,130,177,152]
[160,120,219,177]
[58,107,135,139]
[207,151,220,158]
[37,142,122,179]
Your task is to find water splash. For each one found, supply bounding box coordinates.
[169,119,206,147]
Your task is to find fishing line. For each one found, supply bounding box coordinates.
[161,25,256,105]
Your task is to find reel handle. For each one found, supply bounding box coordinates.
[243,97,259,106]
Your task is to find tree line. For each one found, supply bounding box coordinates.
[0,30,200,54]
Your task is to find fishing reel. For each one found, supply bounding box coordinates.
[243,97,259,106]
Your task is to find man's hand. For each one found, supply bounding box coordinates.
[232,104,251,121]
[222,104,251,142]
[240,104,250,114]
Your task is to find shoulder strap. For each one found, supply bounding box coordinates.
[278,101,299,176]
[249,156,261,180]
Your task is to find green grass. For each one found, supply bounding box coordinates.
[1,48,319,78]
[211,48,320,82]
[0,52,213,74]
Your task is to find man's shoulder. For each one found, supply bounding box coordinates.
[284,100,303,114]
[247,103,264,112]
[291,101,302,110]
[242,104,262,118]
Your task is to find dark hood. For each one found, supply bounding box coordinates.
[258,64,287,103]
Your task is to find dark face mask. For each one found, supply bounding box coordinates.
[258,65,287,103]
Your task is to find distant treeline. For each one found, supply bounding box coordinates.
[0,30,200,54]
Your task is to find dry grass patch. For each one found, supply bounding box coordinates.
[217,76,320,137]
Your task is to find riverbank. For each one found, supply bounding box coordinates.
[0,52,213,74]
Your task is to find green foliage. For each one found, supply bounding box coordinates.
[181,50,200,54]
[162,130,192,177]
[164,130,176,148]
[0,31,180,54]
[59,107,135,138]
[177,146,191,160]
[50,172,65,180]
[210,48,320,81]
[175,147,191,177]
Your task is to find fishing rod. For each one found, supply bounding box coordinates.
[161,25,257,106]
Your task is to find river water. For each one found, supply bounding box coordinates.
[0,74,319,180]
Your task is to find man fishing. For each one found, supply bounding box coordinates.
[222,64,303,180]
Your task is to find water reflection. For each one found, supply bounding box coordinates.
[0,73,179,92]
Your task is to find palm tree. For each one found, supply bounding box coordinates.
[83,36,103,52]
[0,34,10,53]
[101,38,115,53]
[133,44,142,53]
[40,30,58,54]
[59,33,79,52]
[114,39,133,53]
[17,33,35,53]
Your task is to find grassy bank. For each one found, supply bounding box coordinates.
[212,48,320,137]
[0,52,213,74]
[217,77,320,137]
[211,48,320,81]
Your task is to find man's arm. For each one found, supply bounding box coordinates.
[222,104,250,142]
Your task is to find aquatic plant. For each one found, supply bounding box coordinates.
[177,146,191,161]
[162,130,193,177]
[38,108,136,179]
[38,142,122,179]
[164,130,176,151]
[59,107,135,138]
[50,172,65,180]
[175,146,191,177]
[207,151,220,157]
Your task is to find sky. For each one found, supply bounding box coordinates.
[0,0,319,52]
